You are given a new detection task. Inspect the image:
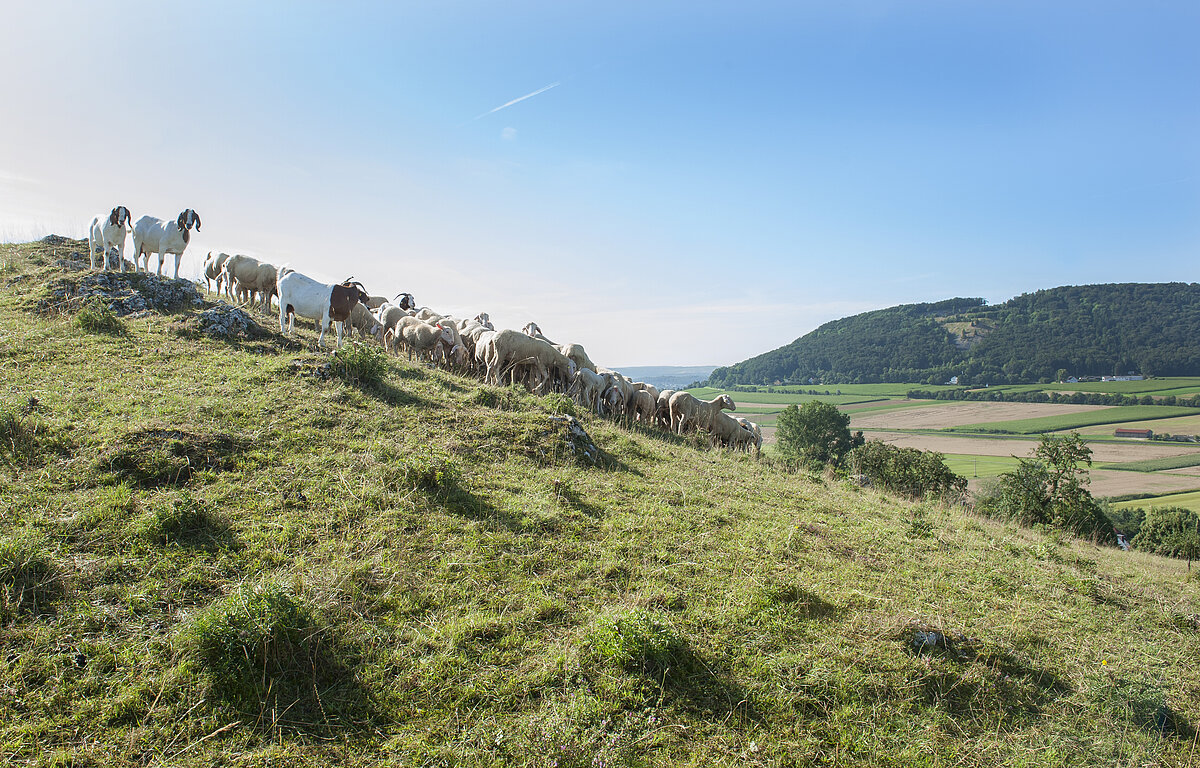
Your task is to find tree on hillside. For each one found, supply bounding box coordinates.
[776,401,863,469]
[978,433,1115,543]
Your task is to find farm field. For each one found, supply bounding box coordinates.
[948,405,1200,435]
[1067,412,1200,437]
[851,431,1200,463]
[941,453,1023,480]
[702,388,1200,503]
[1112,489,1200,514]
[985,377,1200,395]
[850,402,1109,431]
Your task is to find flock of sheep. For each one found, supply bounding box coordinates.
[86,205,763,452]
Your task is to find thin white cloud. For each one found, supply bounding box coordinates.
[473,81,560,120]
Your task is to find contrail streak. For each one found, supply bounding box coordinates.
[473,81,560,120]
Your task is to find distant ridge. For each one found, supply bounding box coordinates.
[706,283,1200,387]
[615,365,717,390]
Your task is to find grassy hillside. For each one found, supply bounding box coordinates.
[2,239,1199,766]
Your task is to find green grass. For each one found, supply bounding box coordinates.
[941,453,1026,479]
[1111,490,1200,514]
[949,405,1200,435]
[1099,454,1200,473]
[1,239,1199,766]
[988,377,1200,395]
[1070,412,1200,437]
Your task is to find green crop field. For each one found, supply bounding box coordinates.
[941,453,1024,479]
[949,405,1200,435]
[988,378,1200,395]
[1099,454,1200,472]
[1112,489,1200,514]
[1071,413,1200,437]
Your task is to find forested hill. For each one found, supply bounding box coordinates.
[707,283,1200,386]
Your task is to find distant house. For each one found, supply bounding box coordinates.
[1114,428,1153,439]
[945,376,959,385]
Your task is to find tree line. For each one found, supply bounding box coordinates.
[707,282,1200,386]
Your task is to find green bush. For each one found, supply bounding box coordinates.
[845,440,966,501]
[330,342,390,387]
[73,296,125,335]
[137,492,232,548]
[1131,507,1200,561]
[591,608,684,673]
[183,582,324,704]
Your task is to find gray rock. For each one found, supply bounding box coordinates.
[549,415,601,465]
[43,269,204,317]
[197,304,263,339]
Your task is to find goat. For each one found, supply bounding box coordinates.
[132,209,201,279]
[277,270,370,349]
[88,206,133,271]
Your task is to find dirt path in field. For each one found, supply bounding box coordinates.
[849,402,1110,430]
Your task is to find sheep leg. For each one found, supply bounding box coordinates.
[172,253,181,280]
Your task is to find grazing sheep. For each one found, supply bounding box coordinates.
[668,391,736,435]
[478,330,574,392]
[374,303,416,344]
[385,318,456,361]
[278,270,370,349]
[220,254,265,303]
[555,342,596,373]
[346,302,381,339]
[132,209,201,279]
[711,411,757,451]
[203,252,232,293]
[569,368,606,412]
[734,417,764,453]
[88,206,133,271]
[655,389,676,429]
[630,389,657,425]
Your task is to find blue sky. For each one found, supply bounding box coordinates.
[2,1,1196,366]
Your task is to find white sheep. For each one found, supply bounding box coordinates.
[655,389,676,429]
[555,342,596,373]
[734,417,764,453]
[203,252,232,293]
[277,270,370,349]
[346,302,381,339]
[88,206,132,271]
[711,411,757,451]
[668,391,736,435]
[131,209,201,279]
[629,389,657,425]
[385,317,457,361]
[569,368,606,412]
[478,330,574,392]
